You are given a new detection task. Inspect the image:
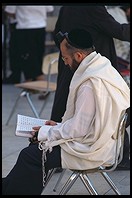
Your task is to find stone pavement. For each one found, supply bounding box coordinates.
[2,84,130,195]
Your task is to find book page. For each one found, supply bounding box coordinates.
[16,114,47,138]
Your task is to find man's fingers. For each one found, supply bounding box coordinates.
[32,126,41,130]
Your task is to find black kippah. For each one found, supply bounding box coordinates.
[67,29,93,49]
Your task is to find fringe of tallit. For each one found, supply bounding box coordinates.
[38,141,53,186]
[38,138,74,186]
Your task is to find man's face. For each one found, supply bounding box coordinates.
[60,39,80,71]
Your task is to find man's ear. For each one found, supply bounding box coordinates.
[74,51,84,62]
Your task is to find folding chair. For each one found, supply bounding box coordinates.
[59,112,128,195]
[6,52,59,125]
[42,112,128,195]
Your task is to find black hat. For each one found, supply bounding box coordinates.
[56,28,93,49]
[67,29,93,49]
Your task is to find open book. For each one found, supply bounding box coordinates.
[15,114,48,138]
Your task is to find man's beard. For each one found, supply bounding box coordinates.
[69,59,80,72]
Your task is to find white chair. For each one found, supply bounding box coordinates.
[6,52,59,125]
[43,112,128,195]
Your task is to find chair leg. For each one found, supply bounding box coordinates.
[26,92,39,118]
[6,90,40,126]
[44,168,57,189]
[80,173,98,195]
[53,169,66,192]
[101,172,121,195]
[39,92,50,117]
[6,91,22,125]
[41,168,57,195]
[59,171,79,195]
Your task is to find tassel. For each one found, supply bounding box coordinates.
[38,141,53,187]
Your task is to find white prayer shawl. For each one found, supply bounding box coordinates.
[39,52,130,172]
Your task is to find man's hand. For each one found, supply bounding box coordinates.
[45,120,57,126]
[28,121,57,143]
[32,126,41,135]
[29,126,41,144]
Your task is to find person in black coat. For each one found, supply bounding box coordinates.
[50,5,130,170]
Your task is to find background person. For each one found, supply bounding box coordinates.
[3,5,54,84]
[107,5,130,73]
[2,9,17,83]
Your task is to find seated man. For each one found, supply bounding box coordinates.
[2,29,130,195]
